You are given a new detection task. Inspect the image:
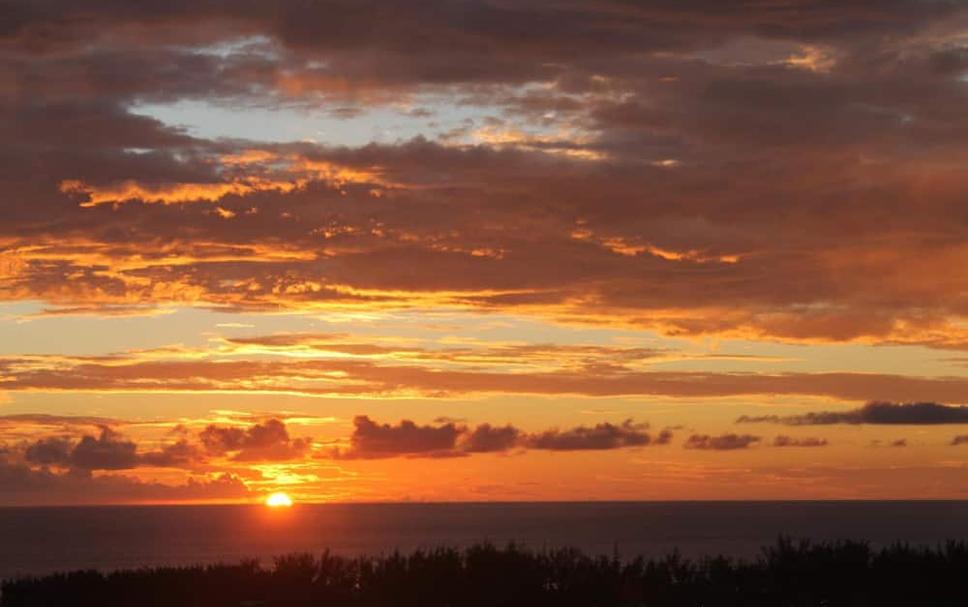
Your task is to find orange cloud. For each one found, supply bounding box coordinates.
[60,178,299,207]
[58,151,395,208]
[1,345,966,402]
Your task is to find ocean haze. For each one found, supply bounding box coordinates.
[1,501,965,581]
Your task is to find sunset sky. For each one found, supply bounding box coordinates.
[1,0,966,505]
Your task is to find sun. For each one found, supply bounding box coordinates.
[265,492,294,508]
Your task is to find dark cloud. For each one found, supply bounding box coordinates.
[0,417,327,503]
[460,424,521,453]
[338,415,464,459]
[737,402,968,425]
[16,419,308,472]
[199,426,248,453]
[525,420,667,451]
[684,434,761,450]
[139,440,205,467]
[335,416,668,458]
[4,1,958,76]
[199,419,310,461]
[0,455,249,506]
[24,427,157,470]
[66,427,139,470]
[23,436,73,466]
[772,435,828,448]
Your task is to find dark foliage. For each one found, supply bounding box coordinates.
[3,538,966,606]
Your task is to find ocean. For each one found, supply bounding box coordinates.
[1,501,965,581]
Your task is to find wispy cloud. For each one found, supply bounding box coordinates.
[2,348,967,401]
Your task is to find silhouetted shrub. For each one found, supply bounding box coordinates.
[2,538,965,606]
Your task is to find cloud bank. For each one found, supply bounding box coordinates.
[335,416,670,459]
[737,402,968,425]
[0,1,965,347]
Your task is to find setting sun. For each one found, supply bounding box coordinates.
[265,492,294,508]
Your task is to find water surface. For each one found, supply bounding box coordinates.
[1,501,965,580]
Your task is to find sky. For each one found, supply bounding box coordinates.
[0,0,966,505]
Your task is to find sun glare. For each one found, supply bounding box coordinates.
[265,492,294,508]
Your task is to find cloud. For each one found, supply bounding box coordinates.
[737,402,968,425]
[17,418,308,472]
[461,424,521,453]
[68,427,140,470]
[0,456,250,506]
[23,427,192,470]
[335,416,668,459]
[337,416,464,459]
[24,426,149,471]
[21,427,140,471]
[5,2,958,90]
[524,420,668,451]
[772,435,828,448]
[684,434,761,450]
[0,416,330,503]
[0,2,966,347]
[23,437,73,466]
[139,440,205,467]
[4,350,968,402]
[198,419,310,461]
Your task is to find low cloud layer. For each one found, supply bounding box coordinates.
[16,418,308,473]
[340,416,464,459]
[25,428,139,470]
[3,414,675,482]
[335,416,670,459]
[1,407,963,503]
[0,455,249,506]
[737,402,968,426]
[684,434,761,450]
[525,421,670,451]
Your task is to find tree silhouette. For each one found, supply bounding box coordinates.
[3,538,965,606]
